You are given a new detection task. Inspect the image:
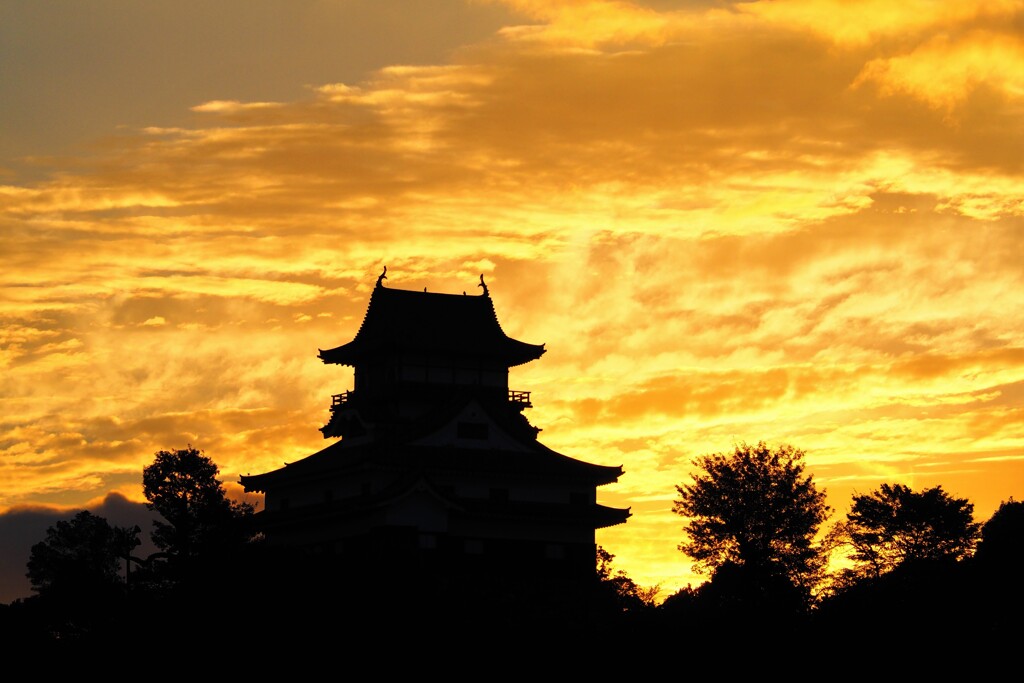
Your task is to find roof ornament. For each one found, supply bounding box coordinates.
[478,273,489,297]
[376,266,387,288]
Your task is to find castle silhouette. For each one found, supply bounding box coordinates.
[240,269,630,590]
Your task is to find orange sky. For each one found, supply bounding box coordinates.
[2,0,1022,602]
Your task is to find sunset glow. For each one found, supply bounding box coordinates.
[2,0,1021,602]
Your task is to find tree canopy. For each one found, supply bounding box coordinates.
[26,510,140,599]
[142,445,254,566]
[672,441,831,604]
[828,483,980,583]
[974,498,1024,569]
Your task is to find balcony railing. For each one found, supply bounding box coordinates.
[509,390,532,407]
[330,388,531,410]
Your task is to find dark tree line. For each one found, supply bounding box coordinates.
[657,441,1021,661]
[2,440,1020,663]
[3,446,257,651]
[668,442,989,607]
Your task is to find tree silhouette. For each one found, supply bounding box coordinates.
[966,498,1024,644]
[672,441,831,613]
[596,545,661,612]
[27,510,140,598]
[142,445,254,582]
[24,510,141,641]
[827,483,979,584]
[974,497,1023,569]
[812,486,993,660]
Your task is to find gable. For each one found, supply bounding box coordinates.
[410,399,535,453]
[381,481,453,532]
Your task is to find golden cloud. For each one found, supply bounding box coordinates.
[855,31,1024,114]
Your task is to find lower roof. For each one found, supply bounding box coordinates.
[240,437,624,493]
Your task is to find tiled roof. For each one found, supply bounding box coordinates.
[239,436,624,492]
[318,281,545,367]
[247,470,630,530]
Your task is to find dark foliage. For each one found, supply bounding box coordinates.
[673,441,831,611]
[22,510,140,643]
[26,511,139,597]
[827,483,980,586]
[142,445,254,562]
[974,497,1024,569]
[595,545,660,613]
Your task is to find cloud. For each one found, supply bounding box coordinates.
[742,0,1023,47]
[192,100,285,113]
[854,31,1024,115]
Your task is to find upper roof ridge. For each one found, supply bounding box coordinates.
[318,268,545,367]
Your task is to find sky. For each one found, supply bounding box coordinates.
[1,0,1022,604]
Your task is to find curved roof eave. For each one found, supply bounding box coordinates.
[318,340,545,367]
[317,282,545,366]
